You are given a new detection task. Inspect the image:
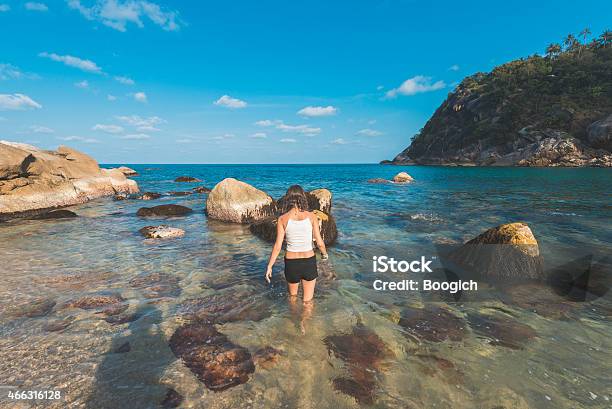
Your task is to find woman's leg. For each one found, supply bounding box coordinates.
[301,278,316,302]
[287,282,299,297]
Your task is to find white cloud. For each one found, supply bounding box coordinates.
[68,0,180,32]
[385,75,446,98]
[176,138,194,144]
[74,80,89,89]
[376,85,384,91]
[39,52,102,74]
[250,132,267,139]
[29,125,54,134]
[280,138,296,143]
[448,64,460,71]
[107,94,117,101]
[115,115,165,131]
[297,105,337,117]
[255,119,320,136]
[58,135,99,143]
[92,124,124,134]
[121,133,150,139]
[25,2,48,11]
[132,91,147,103]
[0,4,10,12]
[357,128,383,137]
[331,138,348,145]
[214,94,247,109]
[368,119,377,125]
[0,93,42,110]
[114,75,134,85]
[0,63,39,80]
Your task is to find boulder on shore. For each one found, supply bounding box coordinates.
[0,141,138,217]
[174,176,201,182]
[139,225,185,239]
[249,209,338,245]
[206,178,275,223]
[114,166,138,176]
[137,204,193,217]
[448,222,544,281]
[392,172,414,183]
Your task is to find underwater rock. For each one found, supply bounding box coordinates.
[140,192,162,200]
[249,210,338,246]
[503,283,576,319]
[129,272,181,299]
[398,306,466,343]
[324,324,394,404]
[367,178,390,184]
[114,193,128,201]
[161,388,184,408]
[448,222,544,281]
[30,209,78,220]
[169,322,255,391]
[392,172,414,183]
[114,341,131,353]
[206,178,275,223]
[68,293,125,310]
[414,354,464,385]
[137,204,193,217]
[44,317,74,332]
[192,186,211,194]
[139,225,185,239]
[168,191,192,196]
[12,298,56,318]
[253,346,285,369]
[104,312,142,325]
[179,292,270,324]
[467,313,537,349]
[174,176,201,182]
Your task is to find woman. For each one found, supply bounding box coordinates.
[265,185,328,303]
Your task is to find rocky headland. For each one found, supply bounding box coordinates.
[0,141,138,218]
[386,31,612,167]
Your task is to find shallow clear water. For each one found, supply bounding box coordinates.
[0,164,610,409]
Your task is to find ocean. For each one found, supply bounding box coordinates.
[0,164,610,408]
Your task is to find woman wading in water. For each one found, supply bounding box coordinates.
[265,185,328,330]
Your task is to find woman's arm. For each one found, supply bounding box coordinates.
[311,213,328,259]
[265,217,286,283]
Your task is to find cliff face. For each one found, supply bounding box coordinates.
[0,141,139,217]
[390,37,612,167]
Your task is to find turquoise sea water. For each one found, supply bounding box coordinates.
[0,164,610,408]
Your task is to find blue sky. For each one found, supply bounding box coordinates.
[0,0,610,163]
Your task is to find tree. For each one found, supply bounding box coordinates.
[578,27,591,56]
[599,30,611,48]
[545,43,562,58]
[563,34,579,52]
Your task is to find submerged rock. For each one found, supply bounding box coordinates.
[68,293,125,310]
[253,346,286,369]
[503,283,576,320]
[104,312,142,325]
[30,209,78,220]
[129,272,181,299]
[448,222,544,281]
[392,172,414,183]
[0,142,138,216]
[169,322,255,391]
[44,317,74,332]
[174,176,201,182]
[192,185,211,194]
[140,192,162,200]
[114,341,131,353]
[367,178,390,184]
[168,191,192,196]
[324,324,394,404]
[137,204,193,217]
[161,388,183,408]
[139,225,185,239]
[249,210,338,245]
[398,306,466,343]
[11,298,56,318]
[179,292,270,324]
[206,178,275,223]
[467,313,537,349]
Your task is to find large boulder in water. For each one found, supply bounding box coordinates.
[249,209,338,245]
[448,222,544,281]
[392,172,414,183]
[137,204,193,217]
[139,225,185,239]
[0,141,138,217]
[205,178,274,223]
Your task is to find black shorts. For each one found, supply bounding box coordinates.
[284,256,318,283]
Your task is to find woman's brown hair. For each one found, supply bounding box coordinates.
[281,185,309,212]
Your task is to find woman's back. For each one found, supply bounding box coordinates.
[284,212,313,252]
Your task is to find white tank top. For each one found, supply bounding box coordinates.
[285,217,313,252]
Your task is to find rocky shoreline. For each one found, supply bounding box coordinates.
[0,141,139,219]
